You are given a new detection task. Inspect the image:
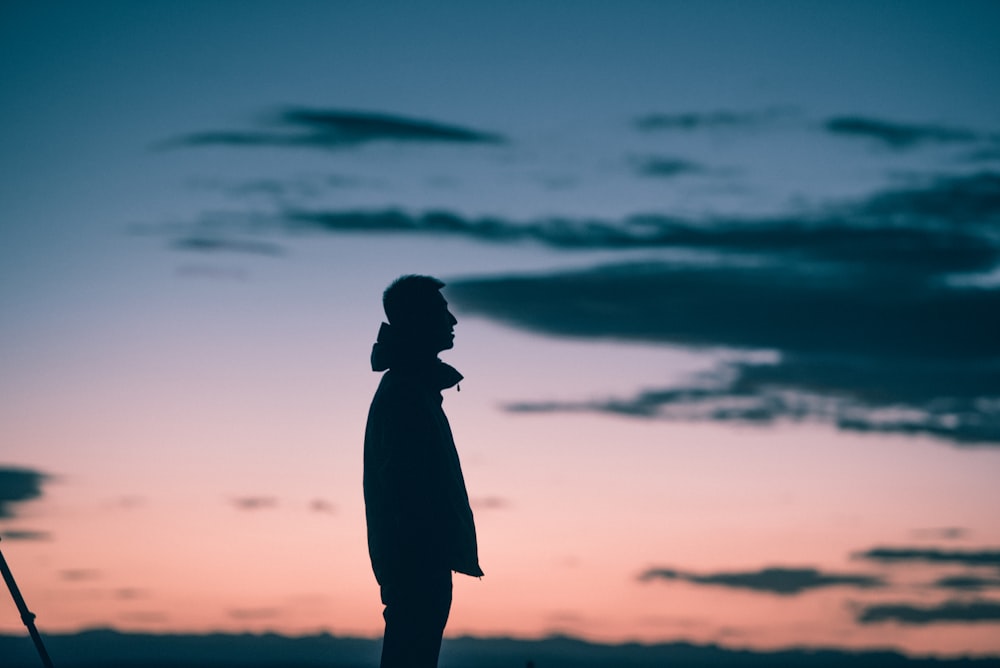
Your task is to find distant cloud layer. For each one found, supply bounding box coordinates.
[911,527,970,540]
[155,105,1000,447]
[933,575,1000,592]
[824,116,983,149]
[60,569,101,581]
[170,237,284,257]
[0,466,49,519]
[0,529,51,541]
[166,108,506,150]
[161,170,1000,446]
[443,172,1000,445]
[857,600,1000,625]
[634,108,790,131]
[856,547,1000,568]
[641,544,1000,627]
[231,497,278,511]
[632,156,703,178]
[638,566,884,595]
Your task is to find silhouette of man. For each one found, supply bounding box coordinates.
[364,275,483,668]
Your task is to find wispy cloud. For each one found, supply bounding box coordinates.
[967,146,1000,163]
[165,107,506,151]
[0,466,49,519]
[632,156,703,178]
[168,171,1000,262]
[856,547,1000,568]
[170,237,284,257]
[638,566,885,595]
[825,116,981,149]
[308,499,336,514]
[0,529,51,541]
[933,575,1000,592]
[857,599,1000,625]
[231,497,278,511]
[471,496,510,511]
[280,171,1000,254]
[60,569,101,581]
[634,108,791,132]
[911,527,971,541]
[115,588,148,600]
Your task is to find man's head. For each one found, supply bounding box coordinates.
[383,274,458,353]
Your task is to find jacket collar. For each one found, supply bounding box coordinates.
[370,322,463,391]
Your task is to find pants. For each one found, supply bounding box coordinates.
[379,566,453,668]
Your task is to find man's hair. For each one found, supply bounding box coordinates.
[382,274,446,327]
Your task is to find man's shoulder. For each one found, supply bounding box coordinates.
[371,370,426,406]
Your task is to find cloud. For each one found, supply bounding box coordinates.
[172,171,1000,267]
[309,499,336,514]
[170,237,284,256]
[633,156,703,178]
[911,527,970,540]
[115,588,148,600]
[231,497,278,511]
[281,170,1000,254]
[166,107,505,150]
[455,252,1000,444]
[0,529,51,541]
[158,173,1000,445]
[856,547,1000,568]
[967,146,1000,163]
[634,109,789,131]
[857,599,1000,625]
[108,495,146,509]
[859,171,1000,225]
[502,352,1000,445]
[0,466,49,519]
[60,569,101,581]
[471,496,510,511]
[638,566,885,596]
[436,172,1000,445]
[933,575,1000,592]
[825,116,980,148]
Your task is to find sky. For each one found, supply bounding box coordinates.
[1,0,1000,659]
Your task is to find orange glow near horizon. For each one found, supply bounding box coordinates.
[4,392,1000,657]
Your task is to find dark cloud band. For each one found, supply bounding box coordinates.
[638,566,884,596]
[857,600,1000,625]
[857,547,1000,568]
[166,107,505,150]
[825,116,981,149]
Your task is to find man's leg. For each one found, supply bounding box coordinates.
[379,566,452,668]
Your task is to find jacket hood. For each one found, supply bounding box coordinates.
[370,322,463,391]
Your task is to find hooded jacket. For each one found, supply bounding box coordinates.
[363,322,483,584]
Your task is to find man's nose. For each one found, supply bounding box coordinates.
[449,312,458,326]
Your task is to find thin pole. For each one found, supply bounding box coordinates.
[0,537,55,668]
